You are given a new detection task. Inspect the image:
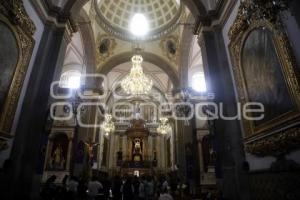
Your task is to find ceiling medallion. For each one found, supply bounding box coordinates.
[96,34,116,64]
[101,114,115,135]
[157,118,172,135]
[120,55,153,95]
[160,35,179,63]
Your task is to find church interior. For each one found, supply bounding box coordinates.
[0,0,300,199]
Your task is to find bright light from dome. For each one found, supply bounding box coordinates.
[192,73,207,92]
[130,13,149,36]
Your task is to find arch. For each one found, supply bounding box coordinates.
[98,52,180,88]
[181,0,207,20]
[179,14,195,86]
[68,0,89,14]
[49,132,69,140]
[75,9,96,75]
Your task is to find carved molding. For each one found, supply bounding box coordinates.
[0,0,36,135]
[245,127,300,156]
[0,0,36,36]
[229,0,291,40]
[247,171,300,199]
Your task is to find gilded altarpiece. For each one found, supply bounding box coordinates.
[0,0,35,137]
[229,0,300,156]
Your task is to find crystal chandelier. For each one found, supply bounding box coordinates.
[121,55,153,95]
[101,114,115,135]
[157,118,172,135]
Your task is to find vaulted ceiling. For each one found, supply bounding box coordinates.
[58,0,215,94]
[95,0,181,39]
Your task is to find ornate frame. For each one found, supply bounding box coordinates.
[160,35,180,63]
[96,34,116,65]
[228,0,300,156]
[0,0,35,136]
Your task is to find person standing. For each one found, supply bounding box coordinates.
[158,189,173,200]
[67,176,79,199]
[122,177,134,200]
[145,176,154,200]
[88,177,103,200]
[138,176,146,200]
[133,176,140,199]
[112,175,122,200]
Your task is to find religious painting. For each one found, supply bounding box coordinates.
[0,22,19,109]
[241,28,294,126]
[0,2,35,135]
[202,135,216,173]
[48,134,69,171]
[229,2,300,156]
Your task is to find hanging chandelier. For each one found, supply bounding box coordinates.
[157,117,172,135]
[121,55,153,95]
[101,114,115,135]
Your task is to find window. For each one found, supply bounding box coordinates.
[192,72,207,92]
[59,70,81,89]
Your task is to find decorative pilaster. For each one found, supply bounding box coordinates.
[197,27,250,200]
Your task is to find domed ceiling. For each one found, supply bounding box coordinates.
[95,0,182,41]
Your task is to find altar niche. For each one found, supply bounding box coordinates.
[125,119,150,164]
[42,129,74,183]
[132,138,143,162]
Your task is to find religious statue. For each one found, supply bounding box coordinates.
[133,138,142,162]
[84,138,99,166]
[49,144,65,170]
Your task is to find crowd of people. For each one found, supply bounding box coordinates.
[40,173,191,200]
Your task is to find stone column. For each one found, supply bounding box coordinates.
[122,136,127,160]
[196,130,213,188]
[175,120,186,178]
[196,131,206,177]
[108,134,115,169]
[8,24,67,199]
[44,139,53,171]
[66,136,73,171]
[198,28,250,200]
[148,136,153,160]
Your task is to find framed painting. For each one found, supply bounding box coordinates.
[229,1,300,156]
[0,0,35,136]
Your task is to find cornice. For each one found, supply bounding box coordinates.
[29,0,71,28]
[194,0,238,34]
